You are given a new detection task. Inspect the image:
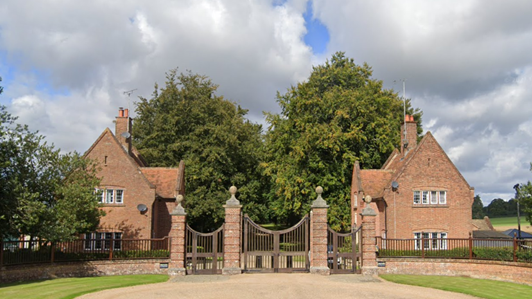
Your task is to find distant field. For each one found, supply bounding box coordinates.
[489,216,528,227]
[489,216,532,233]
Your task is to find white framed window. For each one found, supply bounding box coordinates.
[413,191,421,204]
[440,232,447,249]
[439,191,446,204]
[84,232,122,250]
[115,190,124,203]
[422,191,429,204]
[106,189,114,203]
[96,188,125,204]
[430,191,438,204]
[414,232,448,250]
[414,190,447,205]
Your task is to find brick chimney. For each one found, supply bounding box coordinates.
[115,107,132,154]
[401,114,417,155]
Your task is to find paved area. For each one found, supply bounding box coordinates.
[78,274,477,299]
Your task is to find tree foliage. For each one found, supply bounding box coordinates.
[263,52,422,231]
[472,195,485,219]
[0,105,103,241]
[517,163,532,225]
[484,197,522,218]
[133,69,268,231]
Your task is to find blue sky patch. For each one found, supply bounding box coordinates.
[303,1,329,55]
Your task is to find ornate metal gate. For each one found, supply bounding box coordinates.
[185,224,224,274]
[327,226,362,274]
[242,215,309,273]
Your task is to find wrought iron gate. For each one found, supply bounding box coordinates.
[185,224,224,274]
[327,226,362,274]
[242,215,309,273]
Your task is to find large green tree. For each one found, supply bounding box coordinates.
[263,52,422,231]
[0,105,103,241]
[133,69,268,231]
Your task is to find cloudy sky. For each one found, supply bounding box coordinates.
[1,0,532,205]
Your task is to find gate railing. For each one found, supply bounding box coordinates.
[242,214,309,273]
[1,238,170,266]
[185,224,224,274]
[327,226,362,274]
[377,236,532,262]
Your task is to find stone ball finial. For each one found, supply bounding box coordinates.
[316,186,323,194]
[176,194,184,205]
[364,195,372,204]
[230,186,237,195]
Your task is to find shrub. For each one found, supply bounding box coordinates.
[472,247,513,261]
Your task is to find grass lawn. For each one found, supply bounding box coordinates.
[259,223,290,230]
[490,216,528,228]
[380,274,532,299]
[0,274,169,299]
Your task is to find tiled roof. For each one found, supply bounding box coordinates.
[471,217,494,231]
[130,147,148,167]
[472,230,512,239]
[141,168,180,199]
[360,169,393,198]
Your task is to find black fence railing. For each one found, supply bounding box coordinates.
[1,238,170,266]
[377,236,532,262]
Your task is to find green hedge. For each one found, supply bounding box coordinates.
[379,246,532,262]
[379,247,469,258]
[2,248,170,265]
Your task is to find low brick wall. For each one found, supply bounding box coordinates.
[0,259,170,283]
[377,258,532,285]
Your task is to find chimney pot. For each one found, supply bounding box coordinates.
[124,109,129,118]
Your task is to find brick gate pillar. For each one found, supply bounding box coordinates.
[222,186,242,275]
[169,195,186,276]
[310,186,330,275]
[361,195,378,276]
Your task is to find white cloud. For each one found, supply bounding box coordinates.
[2,0,532,202]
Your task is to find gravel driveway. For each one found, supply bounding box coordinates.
[77,274,477,299]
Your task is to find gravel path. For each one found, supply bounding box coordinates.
[77,274,477,299]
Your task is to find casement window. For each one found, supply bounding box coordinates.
[439,191,446,204]
[414,232,447,250]
[422,191,429,204]
[96,188,125,204]
[413,191,421,204]
[413,190,447,205]
[84,232,122,250]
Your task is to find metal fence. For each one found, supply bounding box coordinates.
[1,238,170,266]
[377,237,532,262]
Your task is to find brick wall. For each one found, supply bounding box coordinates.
[377,258,532,285]
[387,134,474,239]
[0,259,169,283]
[153,199,176,238]
[86,130,156,239]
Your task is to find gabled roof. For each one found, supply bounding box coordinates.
[390,132,472,189]
[503,229,532,239]
[352,130,472,201]
[141,163,185,199]
[471,217,494,231]
[84,127,155,189]
[84,128,148,167]
[360,169,393,198]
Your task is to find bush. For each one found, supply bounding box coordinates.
[472,247,513,261]
[378,247,469,258]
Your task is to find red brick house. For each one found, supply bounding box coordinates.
[84,108,184,243]
[351,115,474,245]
